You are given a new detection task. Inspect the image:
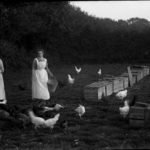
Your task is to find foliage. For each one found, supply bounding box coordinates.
[1,2,150,69]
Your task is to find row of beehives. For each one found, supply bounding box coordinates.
[84,65,150,101]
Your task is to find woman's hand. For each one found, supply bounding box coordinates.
[46,62,54,78]
[46,67,54,78]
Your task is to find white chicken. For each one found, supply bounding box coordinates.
[43,106,54,112]
[44,113,60,130]
[54,104,64,111]
[68,74,75,85]
[28,110,45,129]
[75,104,85,119]
[98,68,102,76]
[43,104,64,112]
[75,66,82,74]
[119,100,130,118]
[0,99,7,105]
[116,89,128,100]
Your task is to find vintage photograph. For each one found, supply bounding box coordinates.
[0,1,150,149]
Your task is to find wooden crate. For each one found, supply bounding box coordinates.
[84,82,106,101]
[104,77,124,93]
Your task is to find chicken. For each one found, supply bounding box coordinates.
[98,68,102,76]
[43,106,54,112]
[44,113,60,130]
[116,89,128,100]
[28,110,45,129]
[0,99,7,105]
[43,104,64,112]
[68,74,75,85]
[54,104,64,111]
[75,104,85,119]
[75,66,82,74]
[119,100,130,118]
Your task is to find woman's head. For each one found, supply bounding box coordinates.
[37,49,44,58]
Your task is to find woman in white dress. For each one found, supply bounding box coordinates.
[0,59,6,102]
[32,49,53,103]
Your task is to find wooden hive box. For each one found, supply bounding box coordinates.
[129,103,150,127]
[132,65,149,77]
[98,80,113,96]
[84,81,106,101]
[104,77,124,93]
[131,68,144,80]
[143,66,150,76]
[135,102,150,127]
[120,72,136,85]
[117,76,129,89]
[129,106,146,127]
[131,71,142,82]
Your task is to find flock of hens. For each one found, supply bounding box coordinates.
[0,66,131,132]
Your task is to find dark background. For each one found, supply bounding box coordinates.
[1,1,150,70]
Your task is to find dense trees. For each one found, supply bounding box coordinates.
[0,2,150,70]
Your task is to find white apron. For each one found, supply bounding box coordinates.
[32,58,50,100]
[0,59,6,100]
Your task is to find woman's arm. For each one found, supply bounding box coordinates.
[32,59,37,70]
[0,59,4,73]
[46,61,54,77]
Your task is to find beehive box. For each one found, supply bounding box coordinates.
[84,81,107,101]
[104,77,124,93]
[131,71,142,82]
[99,80,113,96]
[117,76,129,89]
[131,68,144,79]
[129,106,146,127]
[131,65,149,77]
[120,72,136,85]
[143,66,150,76]
[129,104,150,127]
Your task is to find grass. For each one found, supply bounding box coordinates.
[0,63,150,149]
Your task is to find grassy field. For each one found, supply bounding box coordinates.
[0,63,150,150]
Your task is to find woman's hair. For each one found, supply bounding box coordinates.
[36,48,44,53]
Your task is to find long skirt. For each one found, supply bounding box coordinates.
[0,73,6,100]
[32,69,50,100]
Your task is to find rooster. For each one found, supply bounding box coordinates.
[98,68,102,76]
[75,104,85,119]
[119,100,130,118]
[28,110,45,129]
[43,104,64,112]
[75,66,82,74]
